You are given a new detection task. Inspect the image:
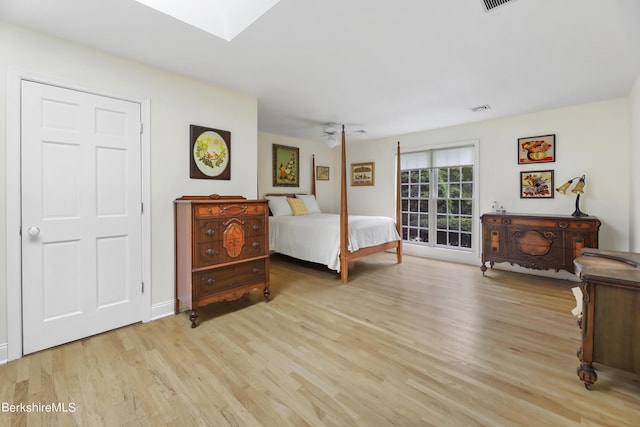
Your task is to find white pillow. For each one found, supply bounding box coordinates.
[265,196,292,217]
[295,194,321,214]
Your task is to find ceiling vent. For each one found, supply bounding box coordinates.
[482,0,514,11]
[471,104,491,112]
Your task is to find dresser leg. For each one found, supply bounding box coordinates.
[263,286,270,302]
[190,310,198,328]
[577,361,597,389]
[480,263,487,275]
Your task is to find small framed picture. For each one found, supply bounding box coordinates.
[518,134,555,164]
[520,170,554,198]
[351,162,375,186]
[316,166,330,181]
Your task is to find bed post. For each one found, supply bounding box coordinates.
[340,125,349,283]
[312,154,316,197]
[396,141,403,264]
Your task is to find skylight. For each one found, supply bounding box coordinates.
[134,0,281,42]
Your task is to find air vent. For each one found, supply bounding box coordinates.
[482,0,514,11]
[471,104,491,112]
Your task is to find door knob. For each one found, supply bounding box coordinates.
[27,226,40,236]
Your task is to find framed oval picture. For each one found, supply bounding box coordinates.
[190,125,231,180]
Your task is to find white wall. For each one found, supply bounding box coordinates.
[345,98,631,276]
[257,132,339,213]
[0,23,258,357]
[630,74,640,251]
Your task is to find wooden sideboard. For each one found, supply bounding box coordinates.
[573,248,640,389]
[174,195,270,327]
[480,213,600,275]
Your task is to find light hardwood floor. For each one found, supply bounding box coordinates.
[1,253,639,426]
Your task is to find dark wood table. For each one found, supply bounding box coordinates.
[573,248,640,389]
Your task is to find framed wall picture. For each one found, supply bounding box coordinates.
[520,170,554,198]
[351,162,375,186]
[189,125,231,180]
[272,144,299,187]
[316,166,330,181]
[518,134,555,164]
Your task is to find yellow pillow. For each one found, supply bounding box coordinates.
[287,197,308,216]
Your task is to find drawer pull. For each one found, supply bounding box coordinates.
[206,248,215,256]
[252,242,260,248]
[252,268,261,274]
[206,229,215,236]
[204,278,216,285]
[252,224,260,231]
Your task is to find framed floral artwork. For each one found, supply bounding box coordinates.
[273,144,299,187]
[189,125,230,180]
[520,170,554,198]
[518,134,555,164]
[351,162,375,186]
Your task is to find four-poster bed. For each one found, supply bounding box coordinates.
[267,125,402,283]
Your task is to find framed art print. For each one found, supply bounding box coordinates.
[518,134,555,164]
[351,162,375,186]
[520,170,554,198]
[316,166,330,181]
[273,144,299,187]
[190,125,231,180]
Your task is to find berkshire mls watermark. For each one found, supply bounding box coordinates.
[2,402,77,413]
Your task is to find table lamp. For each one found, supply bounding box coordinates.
[556,175,587,217]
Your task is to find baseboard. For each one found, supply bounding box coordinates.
[0,343,8,365]
[150,300,175,321]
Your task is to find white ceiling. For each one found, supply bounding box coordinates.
[1,0,639,143]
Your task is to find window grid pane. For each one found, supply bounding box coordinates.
[401,167,430,244]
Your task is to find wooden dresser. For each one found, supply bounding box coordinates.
[573,248,640,389]
[480,213,600,275]
[174,195,270,327]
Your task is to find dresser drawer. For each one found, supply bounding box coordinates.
[195,217,266,242]
[195,259,267,298]
[195,203,265,219]
[194,235,267,268]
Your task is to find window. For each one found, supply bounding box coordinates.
[400,145,475,250]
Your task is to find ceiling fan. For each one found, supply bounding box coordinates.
[321,123,367,147]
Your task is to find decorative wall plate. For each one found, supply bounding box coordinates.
[190,125,231,180]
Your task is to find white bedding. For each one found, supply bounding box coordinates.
[269,213,401,272]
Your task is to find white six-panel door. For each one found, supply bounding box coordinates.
[21,80,143,354]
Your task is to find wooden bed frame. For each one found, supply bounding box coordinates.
[337,126,402,283]
[268,125,402,283]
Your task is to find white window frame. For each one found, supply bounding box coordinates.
[400,141,479,257]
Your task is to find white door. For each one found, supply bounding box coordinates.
[21,81,143,354]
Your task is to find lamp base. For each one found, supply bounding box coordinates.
[572,194,587,217]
